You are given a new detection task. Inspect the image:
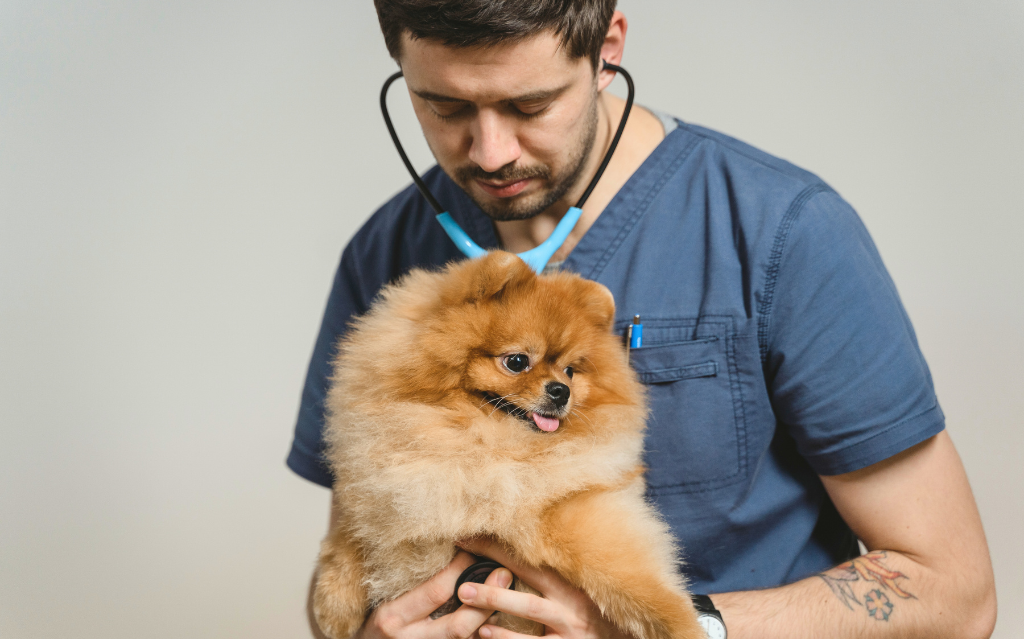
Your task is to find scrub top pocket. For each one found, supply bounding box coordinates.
[627,319,746,494]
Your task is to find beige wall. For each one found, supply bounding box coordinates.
[1,1,1020,636]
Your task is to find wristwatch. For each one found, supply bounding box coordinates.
[691,594,727,639]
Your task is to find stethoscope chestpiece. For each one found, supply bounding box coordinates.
[429,559,515,618]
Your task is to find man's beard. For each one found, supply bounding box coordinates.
[449,95,599,222]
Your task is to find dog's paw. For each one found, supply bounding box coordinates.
[595,587,705,639]
[313,573,366,639]
[664,610,709,639]
[640,601,707,639]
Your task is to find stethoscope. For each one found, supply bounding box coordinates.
[380,61,635,274]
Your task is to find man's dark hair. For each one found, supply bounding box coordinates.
[374,0,617,69]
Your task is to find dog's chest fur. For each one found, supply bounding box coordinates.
[327,401,645,603]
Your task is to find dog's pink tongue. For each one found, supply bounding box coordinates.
[532,413,560,432]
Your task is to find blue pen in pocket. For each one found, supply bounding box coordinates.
[626,315,643,363]
[630,315,643,349]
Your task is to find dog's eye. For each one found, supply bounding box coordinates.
[503,353,530,373]
[565,366,574,379]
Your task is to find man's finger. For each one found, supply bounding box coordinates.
[432,568,514,639]
[477,623,539,639]
[393,551,479,625]
[457,581,560,628]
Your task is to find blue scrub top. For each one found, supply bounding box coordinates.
[287,121,944,594]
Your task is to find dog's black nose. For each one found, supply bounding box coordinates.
[545,382,570,408]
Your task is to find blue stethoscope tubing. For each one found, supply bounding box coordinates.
[379,61,635,274]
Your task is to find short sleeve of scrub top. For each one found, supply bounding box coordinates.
[762,189,944,475]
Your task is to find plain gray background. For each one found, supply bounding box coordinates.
[1,1,1021,637]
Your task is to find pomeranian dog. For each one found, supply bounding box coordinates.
[313,251,704,639]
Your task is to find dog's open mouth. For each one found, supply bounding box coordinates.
[483,393,561,433]
[530,413,560,432]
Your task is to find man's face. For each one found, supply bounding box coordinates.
[399,32,599,221]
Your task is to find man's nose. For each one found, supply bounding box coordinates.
[467,110,521,173]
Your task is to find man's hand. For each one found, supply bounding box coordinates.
[351,550,514,639]
[455,538,630,639]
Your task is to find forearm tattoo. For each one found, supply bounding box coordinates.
[817,551,916,622]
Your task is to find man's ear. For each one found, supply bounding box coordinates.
[597,10,627,92]
[450,251,535,304]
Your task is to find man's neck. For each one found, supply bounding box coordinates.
[492,94,666,264]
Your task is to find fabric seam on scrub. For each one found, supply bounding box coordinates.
[802,403,946,476]
[757,184,833,363]
[726,331,750,484]
[635,361,718,383]
[583,133,703,281]
[678,122,818,184]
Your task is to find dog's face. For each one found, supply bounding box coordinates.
[382,251,642,442]
[475,349,576,433]
[459,272,609,434]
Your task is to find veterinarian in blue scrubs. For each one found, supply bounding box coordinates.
[288,3,995,638]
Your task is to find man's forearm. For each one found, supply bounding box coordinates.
[712,549,995,639]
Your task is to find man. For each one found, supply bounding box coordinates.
[287,1,997,637]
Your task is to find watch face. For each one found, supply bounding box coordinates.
[697,614,727,639]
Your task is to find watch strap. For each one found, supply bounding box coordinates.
[691,594,719,615]
[691,593,726,637]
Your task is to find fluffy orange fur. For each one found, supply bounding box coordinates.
[313,252,703,639]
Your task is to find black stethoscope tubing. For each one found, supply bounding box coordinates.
[379,61,635,216]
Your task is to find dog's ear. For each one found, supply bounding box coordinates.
[455,251,535,303]
[579,280,616,331]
